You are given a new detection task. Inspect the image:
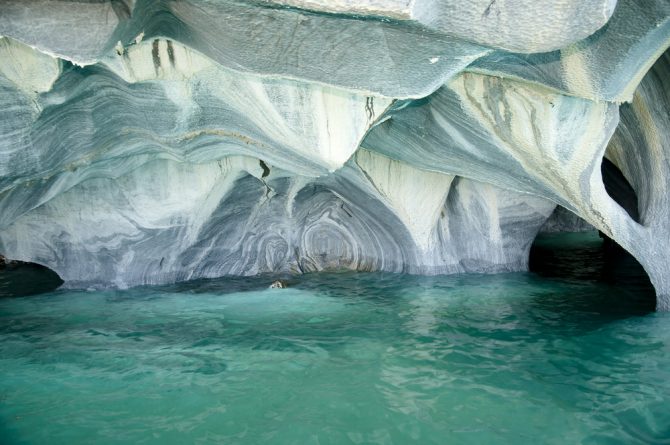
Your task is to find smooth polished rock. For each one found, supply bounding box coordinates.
[138,0,490,98]
[468,0,670,102]
[0,155,554,288]
[0,0,131,64]
[540,207,594,234]
[0,39,392,231]
[363,71,620,213]
[0,0,492,98]
[1,0,670,311]
[0,37,61,95]
[256,0,616,53]
[364,51,670,309]
[603,50,670,310]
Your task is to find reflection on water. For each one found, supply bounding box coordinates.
[529,231,656,315]
[0,232,668,444]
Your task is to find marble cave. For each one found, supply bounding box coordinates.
[1,0,670,309]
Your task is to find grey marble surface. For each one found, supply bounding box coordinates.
[1,1,670,309]
[254,0,616,53]
[468,0,670,102]
[540,207,594,234]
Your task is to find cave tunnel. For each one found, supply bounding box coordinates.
[528,157,656,314]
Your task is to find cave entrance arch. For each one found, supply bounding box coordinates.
[0,254,63,297]
[528,157,654,312]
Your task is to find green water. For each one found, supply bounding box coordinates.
[1,234,669,444]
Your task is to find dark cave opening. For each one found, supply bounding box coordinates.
[530,214,655,318]
[528,156,655,313]
[601,156,640,223]
[528,230,656,314]
[0,254,63,298]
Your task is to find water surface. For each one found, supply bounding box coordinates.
[0,233,668,444]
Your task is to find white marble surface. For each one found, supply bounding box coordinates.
[1,1,670,309]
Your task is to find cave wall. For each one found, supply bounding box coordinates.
[0,1,669,308]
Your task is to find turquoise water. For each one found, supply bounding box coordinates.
[1,234,669,444]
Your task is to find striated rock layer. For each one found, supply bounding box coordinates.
[1,1,670,309]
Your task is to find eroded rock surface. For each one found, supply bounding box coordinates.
[1,1,670,309]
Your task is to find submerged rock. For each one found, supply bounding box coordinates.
[0,1,669,309]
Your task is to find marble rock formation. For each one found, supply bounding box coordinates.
[0,1,669,309]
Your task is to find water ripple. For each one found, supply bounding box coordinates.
[0,270,668,444]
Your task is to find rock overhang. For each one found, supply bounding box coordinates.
[0,0,669,309]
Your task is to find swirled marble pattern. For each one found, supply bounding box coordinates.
[0,155,553,288]
[1,1,670,309]
[468,0,670,102]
